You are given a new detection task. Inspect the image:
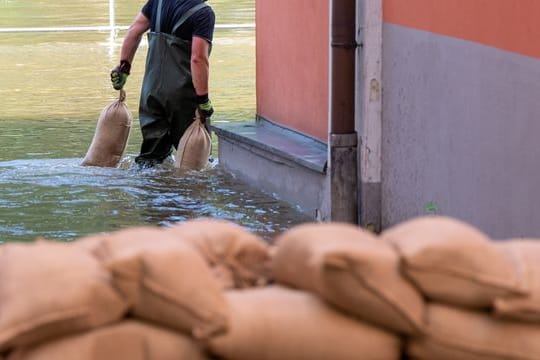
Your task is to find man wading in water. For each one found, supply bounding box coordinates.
[111,0,215,168]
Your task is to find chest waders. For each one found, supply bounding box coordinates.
[136,1,209,166]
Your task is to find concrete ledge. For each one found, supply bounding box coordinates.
[213,119,327,174]
[212,119,328,218]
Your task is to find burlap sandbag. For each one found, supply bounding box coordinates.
[272,222,425,334]
[165,218,272,289]
[408,303,540,360]
[0,240,127,352]
[7,320,210,360]
[381,216,525,308]
[81,89,132,167]
[174,114,211,170]
[70,232,110,255]
[493,239,540,322]
[208,286,401,360]
[86,226,229,339]
[271,223,322,292]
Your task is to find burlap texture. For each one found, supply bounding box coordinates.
[494,240,540,322]
[408,304,540,360]
[208,286,401,360]
[382,216,524,308]
[81,90,132,167]
[8,320,209,360]
[174,114,211,170]
[70,233,110,256]
[272,222,425,334]
[88,226,229,339]
[271,223,324,292]
[165,219,272,289]
[0,241,127,352]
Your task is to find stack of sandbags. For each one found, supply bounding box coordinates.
[164,220,402,360]
[0,219,277,360]
[6,215,540,359]
[381,216,540,360]
[272,222,425,335]
[76,226,230,339]
[0,218,414,360]
[246,222,417,360]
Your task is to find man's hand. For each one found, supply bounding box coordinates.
[196,94,214,119]
[111,60,131,90]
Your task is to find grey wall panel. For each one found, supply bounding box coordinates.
[382,23,540,238]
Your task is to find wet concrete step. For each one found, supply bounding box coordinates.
[212,119,327,174]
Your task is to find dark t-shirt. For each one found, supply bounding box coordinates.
[141,0,215,42]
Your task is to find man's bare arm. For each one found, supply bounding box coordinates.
[120,12,151,64]
[191,36,210,96]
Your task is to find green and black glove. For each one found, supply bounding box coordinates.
[196,94,214,120]
[110,60,131,90]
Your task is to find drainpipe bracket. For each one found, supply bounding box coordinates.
[331,41,359,49]
[330,133,358,147]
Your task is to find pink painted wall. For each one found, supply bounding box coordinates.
[384,0,540,59]
[256,0,329,142]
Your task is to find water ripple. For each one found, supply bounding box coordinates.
[0,158,311,243]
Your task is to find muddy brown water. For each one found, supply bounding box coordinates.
[0,0,311,243]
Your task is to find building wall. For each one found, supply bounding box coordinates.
[381,0,540,238]
[256,0,329,142]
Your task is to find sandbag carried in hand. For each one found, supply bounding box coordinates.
[175,113,211,171]
[81,90,132,167]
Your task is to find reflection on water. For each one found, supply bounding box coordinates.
[0,0,312,242]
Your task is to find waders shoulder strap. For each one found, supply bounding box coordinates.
[154,0,208,35]
[172,2,210,35]
[155,0,164,33]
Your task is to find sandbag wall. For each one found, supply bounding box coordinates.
[0,216,539,359]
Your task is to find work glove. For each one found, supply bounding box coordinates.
[196,94,214,120]
[110,60,131,90]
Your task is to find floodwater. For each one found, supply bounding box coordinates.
[0,0,311,243]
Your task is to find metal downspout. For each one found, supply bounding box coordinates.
[328,0,358,223]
